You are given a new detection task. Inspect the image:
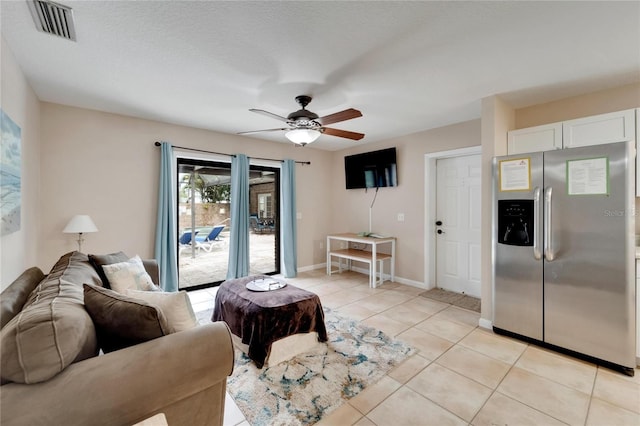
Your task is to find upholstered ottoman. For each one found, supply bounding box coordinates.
[213,276,328,368]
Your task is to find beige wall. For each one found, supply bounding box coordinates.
[515,82,640,128]
[37,103,334,273]
[479,96,514,325]
[330,119,481,284]
[1,37,41,288]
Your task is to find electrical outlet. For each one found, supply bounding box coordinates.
[397,213,405,222]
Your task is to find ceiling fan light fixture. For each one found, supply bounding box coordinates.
[285,128,321,145]
[242,96,364,143]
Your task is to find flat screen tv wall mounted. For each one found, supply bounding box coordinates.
[344,147,398,189]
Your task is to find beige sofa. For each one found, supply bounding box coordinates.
[0,251,234,426]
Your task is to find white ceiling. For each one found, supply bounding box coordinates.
[2,1,639,151]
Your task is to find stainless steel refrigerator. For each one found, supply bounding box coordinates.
[492,141,636,374]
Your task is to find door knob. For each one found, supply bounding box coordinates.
[435,220,443,226]
[437,229,444,234]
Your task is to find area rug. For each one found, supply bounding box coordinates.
[419,288,481,313]
[198,308,416,426]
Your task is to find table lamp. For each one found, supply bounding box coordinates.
[63,215,98,252]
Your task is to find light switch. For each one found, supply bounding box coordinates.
[296,212,302,220]
[397,213,405,222]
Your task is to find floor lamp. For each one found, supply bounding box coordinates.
[63,215,98,252]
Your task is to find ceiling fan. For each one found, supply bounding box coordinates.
[238,95,364,146]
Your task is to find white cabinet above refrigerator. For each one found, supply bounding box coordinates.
[563,109,635,148]
[507,123,562,155]
[507,108,638,194]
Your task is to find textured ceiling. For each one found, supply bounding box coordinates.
[2,1,639,151]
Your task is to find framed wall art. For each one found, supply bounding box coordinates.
[1,109,21,236]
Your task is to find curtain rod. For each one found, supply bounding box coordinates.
[154,141,311,165]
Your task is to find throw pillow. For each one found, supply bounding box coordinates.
[101,255,157,293]
[83,284,169,353]
[126,289,198,333]
[88,251,129,289]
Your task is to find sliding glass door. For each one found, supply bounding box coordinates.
[248,166,280,277]
[177,158,280,289]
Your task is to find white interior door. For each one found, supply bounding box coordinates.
[435,154,481,297]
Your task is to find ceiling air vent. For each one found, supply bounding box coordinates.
[27,0,76,41]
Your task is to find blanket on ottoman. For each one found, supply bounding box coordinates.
[213,276,328,368]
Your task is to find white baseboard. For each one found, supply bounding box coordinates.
[302,261,426,289]
[298,263,327,273]
[478,318,492,330]
[328,262,425,288]
[393,276,427,288]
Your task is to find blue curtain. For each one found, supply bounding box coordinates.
[227,154,250,279]
[154,142,179,292]
[281,159,297,277]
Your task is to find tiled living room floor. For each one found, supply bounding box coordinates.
[188,269,640,426]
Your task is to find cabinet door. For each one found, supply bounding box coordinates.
[507,123,562,155]
[563,109,635,148]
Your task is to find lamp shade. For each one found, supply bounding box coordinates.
[63,215,98,233]
[285,128,321,145]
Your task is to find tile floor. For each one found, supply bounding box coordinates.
[188,269,640,426]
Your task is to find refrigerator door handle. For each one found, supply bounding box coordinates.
[544,186,555,261]
[533,187,541,260]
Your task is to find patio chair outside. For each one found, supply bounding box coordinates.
[178,230,199,255]
[195,225,225,253]
[250,216,267,234]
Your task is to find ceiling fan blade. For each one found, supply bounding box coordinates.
[322,127,365,141]
[317,108,362,126]
[237,128,288,135]
[249,109,289,122]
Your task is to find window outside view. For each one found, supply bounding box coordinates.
[177,161,279,289]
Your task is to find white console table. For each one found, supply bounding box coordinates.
[326,233,396,288]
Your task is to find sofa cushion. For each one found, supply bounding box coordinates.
[101,255,158,293]
[127,289,198,333]
[28,251,103,299]
[0,252,101,384]
[88,251,130,289]
[83,284,169,353]
[1,267,45,329]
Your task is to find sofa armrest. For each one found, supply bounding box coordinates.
[1,322,234,426]
[141,259,160,287]
[1,267,45,329]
